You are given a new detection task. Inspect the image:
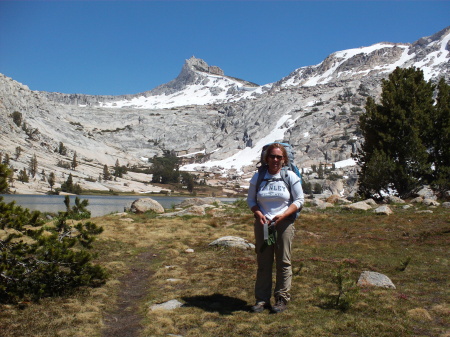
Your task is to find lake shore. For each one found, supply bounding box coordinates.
[0,194,238,217]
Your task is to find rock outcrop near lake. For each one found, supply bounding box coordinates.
[130,198,165,214]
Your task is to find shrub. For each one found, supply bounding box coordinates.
[0,197,106,303]
[327,173,343,181]
[316,262,359,311]
[302,181,312,194]
[57,160,71,169]
[57,142,67,156]
[10,111,22,127]
[17,169,29,183]
[313,183,322,194]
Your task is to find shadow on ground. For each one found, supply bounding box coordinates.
[182,293,249,315]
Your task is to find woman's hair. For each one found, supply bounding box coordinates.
[264,143,289,165]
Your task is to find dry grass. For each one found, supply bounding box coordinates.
[1,202,449,336]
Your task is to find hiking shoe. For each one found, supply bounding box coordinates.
[251,302,268,313]
[271,298,287,313]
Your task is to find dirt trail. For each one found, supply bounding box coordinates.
[101,250,155,337]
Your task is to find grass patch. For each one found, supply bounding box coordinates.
[1,206,449,336]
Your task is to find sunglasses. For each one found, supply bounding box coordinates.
[268,154,283,160]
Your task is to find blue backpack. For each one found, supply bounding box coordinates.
[255,142,302,219]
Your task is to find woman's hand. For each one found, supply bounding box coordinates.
[254,210,266,225]
[272,214,284,226]
[272,204,299,225]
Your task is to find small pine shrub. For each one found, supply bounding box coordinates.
[316,262,359,311]
[0,196,107,304]
[232,198,248,211]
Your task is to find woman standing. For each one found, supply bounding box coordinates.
[247,143,304,313]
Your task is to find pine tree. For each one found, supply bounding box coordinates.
[113,159,126,178]
[103,164,112,181]
[48,171,56,191]
[8,170,14,188]
[15,146,22,160]
[0,163,12,193]
[71,151,78,170]
[181,172,195,193]
[3,154,10,165]
[62,173,74,191]
[318,163,325,179]
[58,142,67,156]
[430,78,450,193]
[150,151,180,184]
[60,173,82,194]
[29,153,38,178]
[356,67,435,198]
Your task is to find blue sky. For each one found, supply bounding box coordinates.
[1,1,449,96]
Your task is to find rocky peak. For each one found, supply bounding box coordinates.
[186,56,224,76]
[149,57,225,96]
[412,26,450,49]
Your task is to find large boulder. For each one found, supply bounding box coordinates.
[357,271,396,289]
[326,194,351,205]
[209,236,255,250]
[415,186,437,200]
[178,197,221,208]
[374,205,393,215]
[342,200,374,211]
[410,196,424,203]
[149,299,183,311]
[363,198,378,206]
[384,195,405,204]
[161,205,207,217]
[422,198,440,206]
[180,205,206,216]
[323,180,345,196]
[130,198,165,214]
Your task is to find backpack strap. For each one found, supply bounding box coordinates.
[255,165,268,194]
[280,167,301,220]
[279,167,293,202]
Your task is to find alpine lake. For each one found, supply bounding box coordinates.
[0,194,237,217]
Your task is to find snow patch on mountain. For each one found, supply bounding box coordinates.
[280,27,449,88]
[307,43,411,87]
[99,71,269,110]
[181,114,297,174]
[416,32,450,80]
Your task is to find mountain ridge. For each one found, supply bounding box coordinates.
[1,26,449,195]
[39,26,450,110]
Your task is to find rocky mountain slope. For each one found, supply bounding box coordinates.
[1,26,449,195]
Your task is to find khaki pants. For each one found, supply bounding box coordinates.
[253,219,295,303]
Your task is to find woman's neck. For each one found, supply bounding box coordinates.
[268,168,281,175]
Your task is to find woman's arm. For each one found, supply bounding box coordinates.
[272,172,304,225]
[247,173,267,225]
